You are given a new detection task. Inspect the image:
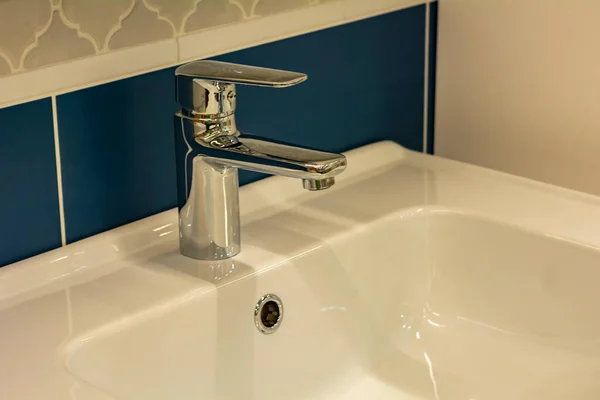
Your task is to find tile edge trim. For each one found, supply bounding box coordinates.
[0,39,178,109]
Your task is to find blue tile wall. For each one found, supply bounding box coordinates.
[0,4,438,266]
[0,99,62,266]
[56,68,179,243]
[216,4,427,185]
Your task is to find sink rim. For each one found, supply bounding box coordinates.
[5,140,600,400]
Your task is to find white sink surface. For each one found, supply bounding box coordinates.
[2,141,600,399]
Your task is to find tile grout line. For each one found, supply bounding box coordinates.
[422,1,431,154]
[51,96,67,246]
[422,3,431,205]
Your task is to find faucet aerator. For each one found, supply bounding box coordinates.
[302,178,336,191]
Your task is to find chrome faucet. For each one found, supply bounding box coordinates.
[174,60,347,261]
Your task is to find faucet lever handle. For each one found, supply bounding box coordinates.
[175,60,307,88]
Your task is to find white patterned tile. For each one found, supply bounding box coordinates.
[0,0,52,70]
[252,0,313,17]
[184,0,244,34]
[0,56,11,77]
[0,0,427,107]
[23,11,96,70]
[109,1,175,50]
[61,0,135,51]
[144,0,200,34]
[231,0,257,18]
[178,0,344,62]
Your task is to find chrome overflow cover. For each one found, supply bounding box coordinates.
[254,294,283,334]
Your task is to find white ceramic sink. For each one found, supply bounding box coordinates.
[2,141,600,399]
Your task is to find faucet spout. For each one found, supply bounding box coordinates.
[201,134,347,183]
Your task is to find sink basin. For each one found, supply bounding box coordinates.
[3,141,600,399]
[63,208,600,400]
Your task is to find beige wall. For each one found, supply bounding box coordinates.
[435,0,600,195]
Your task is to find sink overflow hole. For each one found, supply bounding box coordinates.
[255,294,283,334]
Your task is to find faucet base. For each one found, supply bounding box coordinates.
[179,241,241,261]
[178,156,241,261]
